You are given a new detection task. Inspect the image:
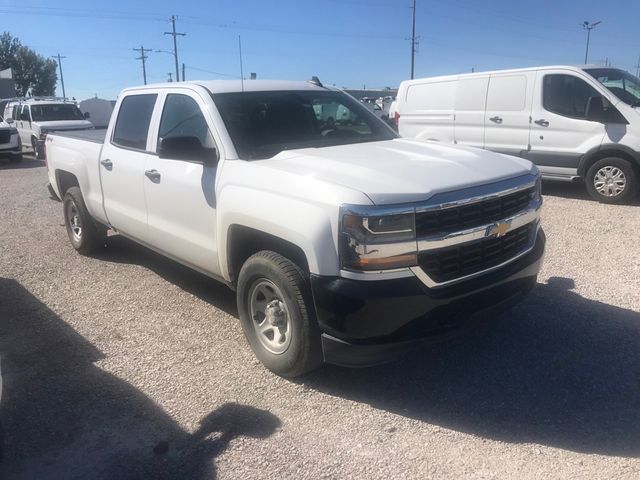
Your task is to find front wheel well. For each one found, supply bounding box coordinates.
[579,149,639,178]
[55,170,80,198]
[227,225,310,285]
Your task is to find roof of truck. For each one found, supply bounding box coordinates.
[122,80,335,95]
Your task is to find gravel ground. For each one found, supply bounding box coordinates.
[1,158,639,479]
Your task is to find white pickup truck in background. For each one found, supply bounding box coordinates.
[45,79,545,377]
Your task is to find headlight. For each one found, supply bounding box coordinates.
[9,128,18,135]
[340,207,418,271]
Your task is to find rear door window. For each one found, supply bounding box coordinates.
[486,75,527,111]
[112,94,158,150]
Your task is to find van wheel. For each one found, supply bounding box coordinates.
[237,251,323,378]
[585,157,638,204]
[63,186,106,255]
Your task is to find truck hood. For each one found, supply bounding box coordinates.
[38,120,93,131]
[261,139,537,204]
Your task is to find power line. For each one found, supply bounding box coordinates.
[164,15,186,82]
[51,53,67,100]
[133,46,151,85]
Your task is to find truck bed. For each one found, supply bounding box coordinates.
[52,128,107,144]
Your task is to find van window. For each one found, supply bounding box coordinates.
[486,75,527,111]
[112,94,158,150]
[455,78,489,111]
[406,81,456,110]
[543,74,600,119]
[158,94,215,151]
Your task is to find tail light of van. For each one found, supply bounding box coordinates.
[393,112,400,126]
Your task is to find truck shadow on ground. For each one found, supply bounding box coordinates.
[90,236,640,457]
[97,235,238,317]
[0,278,280,480]
[0,157,43,170]
[302,277,640,458]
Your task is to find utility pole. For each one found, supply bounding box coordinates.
[133,46,151,85]
[182,63,186,82]
[635,54,640,78]
[52,53,67,100]
[164,15,185,81]
[168,72,173,82]
[582,20,602,64]
[410,0,417,79]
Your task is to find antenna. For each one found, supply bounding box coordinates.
[238,35,244,92]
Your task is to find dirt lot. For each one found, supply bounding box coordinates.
[1,158,639,479]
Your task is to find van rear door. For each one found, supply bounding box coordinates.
[483,72,535,157]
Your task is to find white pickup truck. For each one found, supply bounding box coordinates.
[45,80,545,377]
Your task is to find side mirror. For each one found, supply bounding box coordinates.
[6,118,13,124]
[585,96,628,124]
[585,96,606,122]
[83,112,90,119]
[158,136,217,164]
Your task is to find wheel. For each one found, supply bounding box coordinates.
[31,137,41,160]
[585,157,638,204]
[236,251,323,377]
[63,186,106,255]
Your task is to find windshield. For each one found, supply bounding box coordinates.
[30,104,84,122]
[211,90,397,160]
[584,68,640,107]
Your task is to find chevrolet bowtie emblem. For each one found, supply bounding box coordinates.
[487,221,511,238]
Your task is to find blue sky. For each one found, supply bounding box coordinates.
[1,0,639,100]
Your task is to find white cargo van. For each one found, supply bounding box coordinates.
[396,66,640,203]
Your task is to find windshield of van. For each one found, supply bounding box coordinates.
[30,104,85,122]
[584,68,640,107]
[211,90,397,160]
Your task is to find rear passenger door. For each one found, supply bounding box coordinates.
[143,90,222,276]
[100,93,159,242]
[483,72,536,156]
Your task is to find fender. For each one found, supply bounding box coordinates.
[577,143,640,177]
[218,185,340,281]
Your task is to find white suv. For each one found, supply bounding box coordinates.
[0,114,21,162]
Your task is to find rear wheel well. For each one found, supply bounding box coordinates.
[227,225,309,285]
[55,170,80,197]
[579,149,639,178]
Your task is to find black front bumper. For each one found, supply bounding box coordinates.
[311,229,546,367]
[0,145,21,159]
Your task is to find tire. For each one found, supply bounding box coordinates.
[237,251,323,377]
[585,157,639,204]
[31,137,41,160]
[63,186,106,255]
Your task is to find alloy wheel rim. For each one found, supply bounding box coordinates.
[248,279,292,355]
[594,166,626,197]
[67,201,82,241]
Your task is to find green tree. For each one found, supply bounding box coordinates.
[0,32,58,96]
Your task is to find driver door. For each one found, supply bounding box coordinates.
[143,90,223,276]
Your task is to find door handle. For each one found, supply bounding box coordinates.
[100,158,113,170]
[489,116,503,124]
[145,169,161,183]
[534,119,549,127]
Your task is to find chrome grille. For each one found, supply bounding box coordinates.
[418,223,535,284]
[415,187,535,237]
[0,130,10,144]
